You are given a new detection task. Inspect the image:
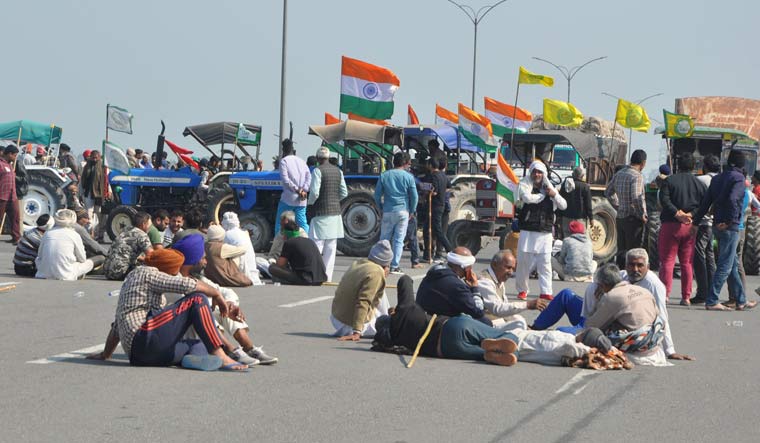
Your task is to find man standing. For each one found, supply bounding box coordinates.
[375,152,418,274]
[307,147,348,281]
[559,166,592,236]
[330,240,393,341]
[691,149,753,311]
[657,152,706,305]
[514,160,567,301]
[479,250,547,329]
[606,149,647,267]
[103,211,154,280]
[427,139,447,174]
[80,150,107,241]
[0,145,20,244]
[692,155,720,304]
[275,139,311,235]
[422,157,452,261]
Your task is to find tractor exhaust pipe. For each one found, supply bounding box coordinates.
[155,120,166,169]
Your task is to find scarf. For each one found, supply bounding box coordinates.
[81,160,105,199]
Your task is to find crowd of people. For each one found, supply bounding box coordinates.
[3,138,758,373]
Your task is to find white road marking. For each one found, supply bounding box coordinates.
[27,344,105,364]
[411,274,426,281]
[573,382,591,395]
[279,296,334,308]
[555,369,598,394]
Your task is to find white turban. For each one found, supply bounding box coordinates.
[221,211,240,230]
[53,209,77,229]
[447,251,476,268]
[528,160,547,175]
[206,224,226,242]
[316,147,330,159]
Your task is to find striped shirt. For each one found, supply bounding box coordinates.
[13,228,45,267]
[114,266,197,356]
[605,166,646,219]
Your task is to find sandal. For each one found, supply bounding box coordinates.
[705,303,732,311]
[220,362,251,372]
[736,301,758,311]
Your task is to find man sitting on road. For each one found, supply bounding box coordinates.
[416,247,492,326]
[103,211,153,280]
[13,214,54,277]
[163,210,183,247]
[87,248,249,371]
[267,219,327,286]
[171,208,205,245]
[35,209,104,280]
[265,211,307,262]
[552,220,596,282]
[330,240,393,341]
[73,209,109,258]
[203,225,252,287]
[149,209,170,250]
[221,211,262,285]
[478,250,547,330]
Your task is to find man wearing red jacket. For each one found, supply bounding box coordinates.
[0,145,20,244]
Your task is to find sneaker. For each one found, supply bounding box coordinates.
[231,347,259,367]
[390,268,404,275]
[539,294,554,301]
[517,292,527,300]
[248,346,278,365]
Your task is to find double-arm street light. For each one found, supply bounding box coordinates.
[532,56,607,103]
[448,0,509,109]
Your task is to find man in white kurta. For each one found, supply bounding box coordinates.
[35,209,97,280]
[515,161,567,300]
[221,211,263,285]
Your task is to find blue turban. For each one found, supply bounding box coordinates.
[172,234,205,265]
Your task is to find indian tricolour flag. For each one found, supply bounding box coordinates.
[496,147,519,204]
[340,56,399,120]
[435,104,458,127]
[484,97,532,137]
[458,103,496,152]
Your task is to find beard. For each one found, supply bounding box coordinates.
[628,271,645,283]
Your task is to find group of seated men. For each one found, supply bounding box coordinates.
[329,241,694,367]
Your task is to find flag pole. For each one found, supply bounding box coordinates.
[105,104,110,144]
[508,81,521,153]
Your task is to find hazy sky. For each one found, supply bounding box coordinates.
[4,0,759,177]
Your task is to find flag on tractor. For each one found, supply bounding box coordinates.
[408,104,420,125]
[458,103,496,152]
[496,147,519,204]
[164,139,199,170]
[615,99,651,133]
[339,56,400,120]
[663,110,694,138]
[435,104,458,127]
[484,97,532,137]
[236,123,260,145]
[102,140,130,175]
[324,112,341,125]
[518,66,554,87]
[348,113,389,125]
[543,99,583,127]
[106,104,133,134]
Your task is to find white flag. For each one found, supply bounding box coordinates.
[103,140,130,174]
[107,105,133,134]
[236,123,258,144]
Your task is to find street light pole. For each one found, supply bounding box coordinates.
[448,0,509,109]
[532,56,607,103]
[277,0,288,158]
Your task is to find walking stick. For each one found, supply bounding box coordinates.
[428,192,433,264]
[407,314,437,368]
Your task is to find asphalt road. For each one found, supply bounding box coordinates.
[1,237,758,443]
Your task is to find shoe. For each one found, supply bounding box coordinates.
[517,292,527,300]
[230,347,259,367]
[390,268,404,275]
[247,346,278,365]
[680,299,691,307]
[689,297,706,305]
[539,294,554,301]
[433,256,445,263]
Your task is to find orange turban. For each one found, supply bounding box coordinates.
[144,249,185,275]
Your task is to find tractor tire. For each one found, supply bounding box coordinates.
[447,219,482,256]
[645,212,662,271]
[589,197,618,264]
[207,183,236,224]
[743,215,760,276]
[448,181,477,222]
[337,183,381,257]
[106,205,137,241]
[239,212,274,253]
[21,174,67,228]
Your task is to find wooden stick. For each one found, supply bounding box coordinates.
[321,281,397,289]
[0,285,17,293]
[406,313,437,368]
[428,191,433,264]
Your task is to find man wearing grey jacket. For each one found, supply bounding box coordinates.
[553,220,596,282]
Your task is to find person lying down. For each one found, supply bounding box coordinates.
[372,276,632,370]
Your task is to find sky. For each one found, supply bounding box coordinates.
[3,0,759,179]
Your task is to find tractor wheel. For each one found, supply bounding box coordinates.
[207,183,237,224]
[106,205,137,241]
[448,181,477,221]
[447,219,482,255]
[743,215,760,275]
[645,211,662,271]
[21,174,66,228]
[337,183,381,257]
[239,212,274,253]
[589,197,618,264]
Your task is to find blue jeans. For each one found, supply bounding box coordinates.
[274,201,309,235]
[439,315,519,360]
[709,228,745,306]
[380,210,409,269]
[531,289,585,333]
[406,215,419,265]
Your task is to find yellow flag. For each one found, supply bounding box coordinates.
[663,110,694,138]
[518,66,554,87]
[543,99,583,127]
[615,99,651,133]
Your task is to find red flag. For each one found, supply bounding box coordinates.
[325,112,341,125]
[164,139,193,155]
[178,153,199,170]
[408,104,420,125]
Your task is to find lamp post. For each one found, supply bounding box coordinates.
[532,56,607,103]
[448,0,509,109]
[601,92,663,149]
[277,0,288,157]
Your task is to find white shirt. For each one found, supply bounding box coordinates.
[583,270,675,356]
[35,227,88,280]
[224,227,262,285]
[478,267,527,318]
[163,228,181,247]
[516,179,567,254]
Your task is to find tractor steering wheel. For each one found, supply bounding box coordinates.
[548,169,562,187]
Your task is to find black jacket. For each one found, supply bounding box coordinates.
[659,172,707,223]
[416,264,491,325]
[560,179,592,220]
[389,276,449,357]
